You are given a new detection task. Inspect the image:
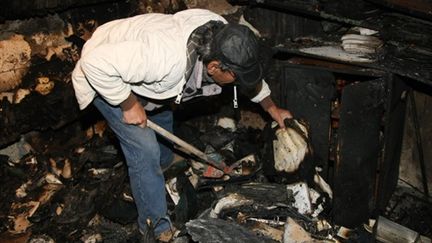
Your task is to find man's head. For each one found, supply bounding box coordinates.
[204,23,263,89]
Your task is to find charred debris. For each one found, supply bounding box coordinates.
[0,94,430,243]
[1,0,432,242]
[0,97,352,242]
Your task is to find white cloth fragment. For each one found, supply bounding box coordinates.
[314,170,333,199]
[273,120,309,173]
[165,177,180,205]
[209,193,253,218]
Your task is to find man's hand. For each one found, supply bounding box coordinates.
[260,96,293,128]
[267,105,293,128]
[120,93,147,128]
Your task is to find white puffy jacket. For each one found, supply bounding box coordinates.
[72,8,270,110]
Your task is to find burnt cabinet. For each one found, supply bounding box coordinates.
[271,64,408,227]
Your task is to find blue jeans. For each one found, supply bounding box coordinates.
[93,96,173,235]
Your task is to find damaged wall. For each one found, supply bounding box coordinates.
[400,90,432,196]
[0,1,138,146]
[0,0,240,146]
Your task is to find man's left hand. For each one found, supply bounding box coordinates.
[267,105,293,128]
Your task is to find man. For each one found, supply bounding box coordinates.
[72,8,291,241]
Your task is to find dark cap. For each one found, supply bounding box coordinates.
[212,23,263,89]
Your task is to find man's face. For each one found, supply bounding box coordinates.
[206,61,236,86]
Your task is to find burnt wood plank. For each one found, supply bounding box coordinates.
[333,78,386,227]
[276,40,432,86]
[376,74,409,211]
[231,0,382,27]
[287,57,385,77]
[0,0,130,21]
[367,0,432,21]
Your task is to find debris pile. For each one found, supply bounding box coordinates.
[0,103,430,242]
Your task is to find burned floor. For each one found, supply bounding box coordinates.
[1,0,432,242]
[0,93,431,243]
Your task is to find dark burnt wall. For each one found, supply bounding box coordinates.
[0,0,242,147]
[0,0,193,147]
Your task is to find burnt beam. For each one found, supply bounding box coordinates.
[366,0,432,21]
[0,0,131,21]
[230,0,381,26]
[287,57,385,77]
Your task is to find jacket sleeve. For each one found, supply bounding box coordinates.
[250,79,271,103]
[80,40,181,106]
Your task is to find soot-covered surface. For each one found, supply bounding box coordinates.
[0,100,430,242]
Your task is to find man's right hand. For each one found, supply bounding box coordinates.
[120,93,147,128]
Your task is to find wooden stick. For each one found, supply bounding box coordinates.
[147,119,226,170]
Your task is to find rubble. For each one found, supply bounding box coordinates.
[185,218,276,243]
[283,217,315,243]
[375,216,421,243]
[0,98,430,242]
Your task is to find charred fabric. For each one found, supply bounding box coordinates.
[0,0,432,242]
